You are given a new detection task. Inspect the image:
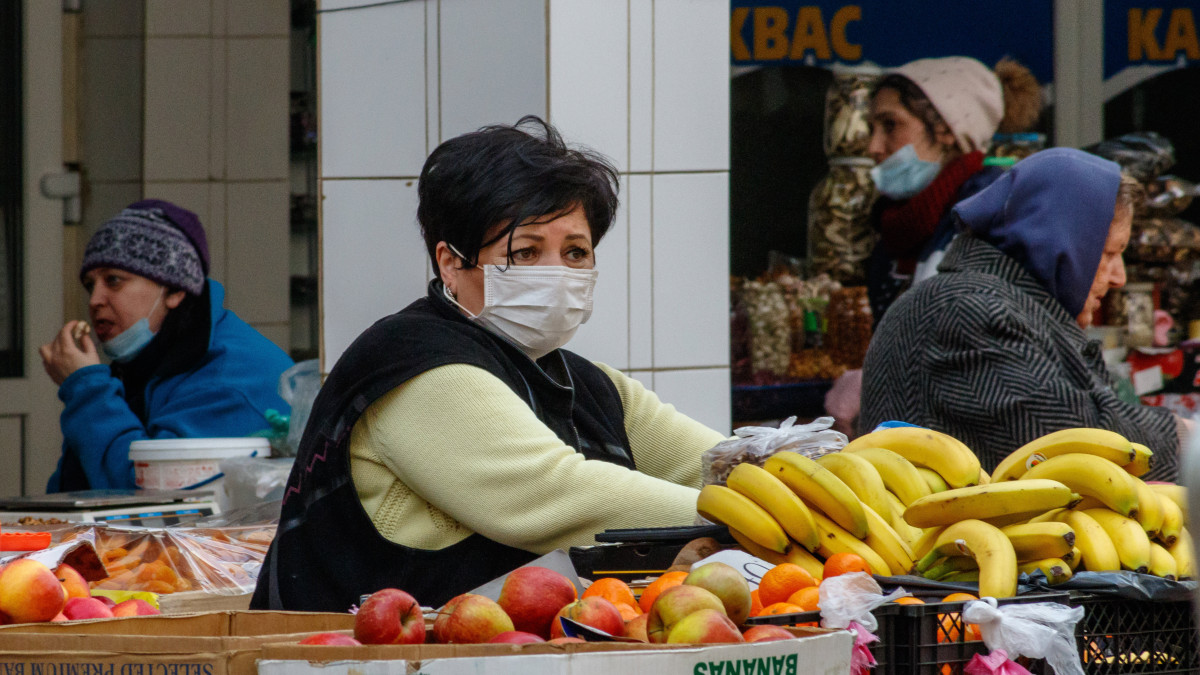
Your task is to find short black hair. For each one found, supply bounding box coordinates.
[418,115,620,273]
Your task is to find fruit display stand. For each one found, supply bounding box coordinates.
[1070,591,1199,674]
[255,627,853,675]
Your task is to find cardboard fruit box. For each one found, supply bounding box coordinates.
[256,627,854,675]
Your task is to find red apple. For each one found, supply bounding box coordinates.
[497,566,577,639]
[432,593,467,641]
[547,636,585,644]
[646,584,725,643]
[112,599,160,617]
[0,559,68,623]
[548,596,625,639]
[743,624,796,643]
[299,632,363,646]
[55,564,90,600]
[488,630,546,644]
[666,608,744,644]
[50,613,68,622]
[94,595,117,609]
[354,588,427,645]
[433,593,513,643]
[684,562,752,624]
[62,597,114,620]
[624,613,650,642]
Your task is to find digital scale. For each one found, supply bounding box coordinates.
[0,489,220,528]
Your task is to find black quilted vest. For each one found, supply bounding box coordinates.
[251,281,633,611]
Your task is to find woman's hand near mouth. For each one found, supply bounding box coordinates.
[40,320,101,385]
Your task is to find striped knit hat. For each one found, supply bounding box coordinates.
[80,199,209,296]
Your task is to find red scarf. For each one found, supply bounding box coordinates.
[878,151,984,274]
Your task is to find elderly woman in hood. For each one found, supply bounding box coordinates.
[859,148,1186,480]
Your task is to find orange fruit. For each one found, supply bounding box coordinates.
[823,552,872,578]
[893,596,925,605]
[757,563,817,607]
[749,589,764,617]
[937,593,981,643]
[786,586,821,611]
[759,602,804,616]
[613,601,641,621]
[638,571,688,613]
[584,577,638,609]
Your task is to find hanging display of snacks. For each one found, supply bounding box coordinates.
[826,286,873,369]
[808,70,880,284]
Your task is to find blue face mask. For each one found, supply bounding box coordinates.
[870,144,942,200]
[101,293,163,363]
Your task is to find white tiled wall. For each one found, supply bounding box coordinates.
[318,0,730,433]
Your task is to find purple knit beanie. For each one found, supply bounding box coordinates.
[80,199,209,296]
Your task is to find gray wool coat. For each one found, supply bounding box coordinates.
[859,233,1180,480]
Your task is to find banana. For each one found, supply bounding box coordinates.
[977,468,991,485]
[697,484,789,554]
[1082,508,1151,574]
[1000,521,1075,561]
[841,446,933,506]
[806,507,891,577]
[861,503,915,576]
[1064,547,1082,570]
[917,519,1017,598]
[1068,495,1107,511]
[726,463,820,551]
[1123,443,1153,477]
[1148,541,1178,580]
[1018,558,1073,584]
[1054,510,1121,573]
[727,527,825,580]
[916,466,950,494]
[941,570,980,583]
[1027,508,1069,524]
[912,525,949,560]
[763,451,869,539]
[1167,528,1195,579]
[1148,483,1188,526]
[902,479,1077,528]
[882,489,925,547]
[1157,491,1183,547]
[1020,453,1139,518]
[922,555,977,580]
[1129,477,1163,537]
[991,428,1135,482]
[815,452,893,525]
[843,426,981,489]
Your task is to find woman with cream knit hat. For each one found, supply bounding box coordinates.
[863,55,1042,322]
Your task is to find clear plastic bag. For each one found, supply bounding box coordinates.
[1083,131,1175,184]
[278,358,321,456]
[702,416,847,485]
[220,456,295,510]
[817,571,909,632]
[60,524,275,595]
[962,597,1085,675]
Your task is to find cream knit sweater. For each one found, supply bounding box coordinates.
[349,362,725,554]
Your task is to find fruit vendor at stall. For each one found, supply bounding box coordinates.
[38,200,295,492]
[860,148,1189,480]
[253,117,727,612]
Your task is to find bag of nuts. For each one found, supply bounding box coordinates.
[701,415,848,486]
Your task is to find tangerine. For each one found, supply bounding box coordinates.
[749,589,764,617]
[893,596,926,605]
[637,571,688,613]
[583,577,638,609]
[757,563,817,607]
[937,593,981,643]
[786,585,821,611]
[759,602,805,616]
[823,552,872,578]
[613,601,641,621]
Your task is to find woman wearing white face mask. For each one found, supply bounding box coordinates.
[38,200,294,492]
[254,117,727,612]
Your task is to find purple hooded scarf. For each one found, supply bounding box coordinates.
[952,147,1123,318]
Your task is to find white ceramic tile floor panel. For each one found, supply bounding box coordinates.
[548,0,629,172]
[651,172,730,369]
[320,0,427,177]
[146,0,212,37]
[321,179,427,366]
[653,368,732,435]
[652,0,730,172]
[227,0,289,36]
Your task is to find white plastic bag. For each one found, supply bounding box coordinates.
[278,359,320,456]
[702,415,847,485]
[962,598,1085,675]
[818,571,910,632]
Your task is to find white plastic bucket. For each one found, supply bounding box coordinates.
[129,437,268,493]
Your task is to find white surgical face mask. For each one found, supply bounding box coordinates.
[870,144,942,200]
[101,291,164,362]
[444,264,597,361]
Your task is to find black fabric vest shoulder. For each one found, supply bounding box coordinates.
[251,282,633,611]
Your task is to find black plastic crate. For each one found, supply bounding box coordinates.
[1070,593,1199,674]
[746,603,899,673]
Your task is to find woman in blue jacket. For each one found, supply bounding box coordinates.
[39,200,294,492]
